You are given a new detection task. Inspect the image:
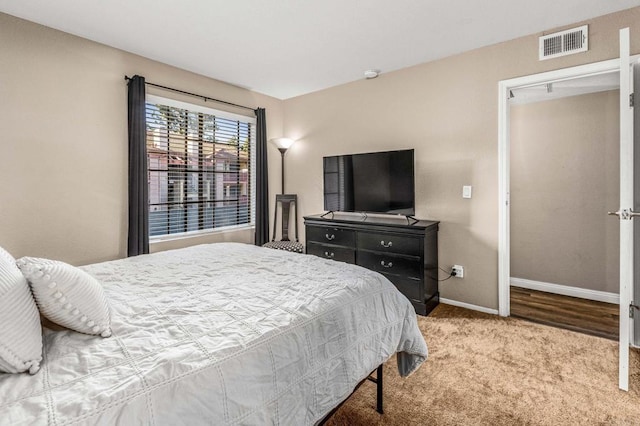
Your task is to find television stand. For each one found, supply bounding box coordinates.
[304,213,440,315]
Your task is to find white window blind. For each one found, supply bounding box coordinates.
[145,95,256,238]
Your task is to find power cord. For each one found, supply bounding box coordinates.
[427,267,458,282]
[437,267,457,282]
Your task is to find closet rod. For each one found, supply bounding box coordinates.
[124,76,256,112]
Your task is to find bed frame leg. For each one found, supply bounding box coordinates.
[319,364,384,424]
[365,364,384,414]
[376,364,383,414]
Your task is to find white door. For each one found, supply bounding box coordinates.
[634,50,640,355]
[615,28,635,392]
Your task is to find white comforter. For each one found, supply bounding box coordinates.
[0,243,428,425]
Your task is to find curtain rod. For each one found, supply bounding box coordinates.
[124,75,256,112]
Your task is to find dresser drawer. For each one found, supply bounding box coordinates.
[357,232,420,256]
[307,242,356,264]
[356,251,422,279]
[304,214,439,316]
[306,225,355,247]
[383,274,423,302]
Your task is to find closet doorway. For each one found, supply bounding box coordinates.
[498,33,639,391]
[508,73,620,340]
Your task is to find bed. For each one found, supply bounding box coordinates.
[0,243,428,425]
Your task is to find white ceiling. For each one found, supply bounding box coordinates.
[1,0,639,99]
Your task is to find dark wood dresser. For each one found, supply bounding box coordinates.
[304,213,439,315]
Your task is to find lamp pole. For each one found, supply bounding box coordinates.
[278,148,287,194]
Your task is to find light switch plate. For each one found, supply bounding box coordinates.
[462,185,472,199]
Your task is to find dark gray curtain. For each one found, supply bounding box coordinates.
[254,108,269,246]
[127,75,149,256]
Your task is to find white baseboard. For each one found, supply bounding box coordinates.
[510,277,619,305]
[440,298,499,315]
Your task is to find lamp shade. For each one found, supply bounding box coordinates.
[269,137,295,150]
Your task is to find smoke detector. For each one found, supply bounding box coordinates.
[364,69,380,79]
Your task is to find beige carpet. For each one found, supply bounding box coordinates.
[326,304,640,425]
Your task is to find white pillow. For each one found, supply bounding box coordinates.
[0,247,42,374]
[17,257,112,338]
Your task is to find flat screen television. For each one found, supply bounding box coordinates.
[323,149,415,216]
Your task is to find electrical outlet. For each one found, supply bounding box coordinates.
[452,265,464,278]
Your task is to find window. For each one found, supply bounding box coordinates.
[146,95,256,239]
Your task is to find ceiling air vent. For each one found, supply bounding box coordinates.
[539,25,588,61]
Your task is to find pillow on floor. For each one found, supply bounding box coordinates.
[0,247,42,374]
[17,257,112,338]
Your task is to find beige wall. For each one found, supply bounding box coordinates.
[282,8,640,310]
[2,8,639,310]
[0,13,284,265]
[510,91,619,293]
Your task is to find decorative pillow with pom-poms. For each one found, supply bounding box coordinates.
[17,257,112,338]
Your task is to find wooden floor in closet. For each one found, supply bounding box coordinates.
[510,286,619,340]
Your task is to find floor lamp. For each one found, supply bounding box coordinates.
[268,137,297,244]
[269,137,295,194]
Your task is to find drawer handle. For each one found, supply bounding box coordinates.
[380,260,393,268]
[325,234,335,241]
[324,251,335,258]
[380,240,393,248]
